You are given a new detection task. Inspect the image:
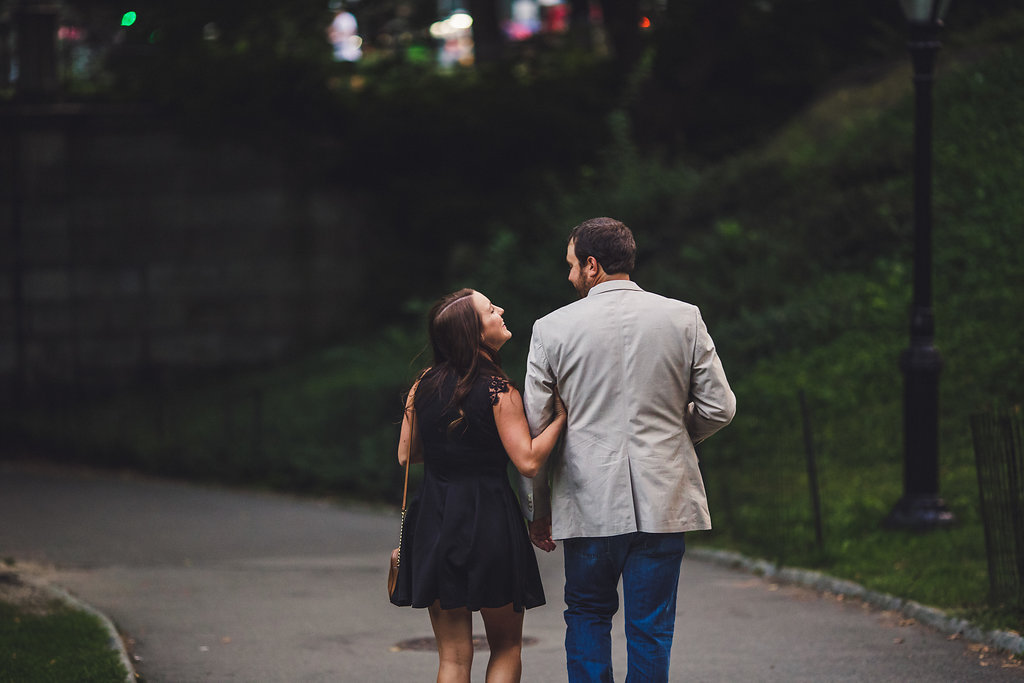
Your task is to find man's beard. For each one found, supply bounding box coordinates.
[573,271,593,299]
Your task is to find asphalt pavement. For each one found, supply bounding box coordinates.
[1,459,1021,682]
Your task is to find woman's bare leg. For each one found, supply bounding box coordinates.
[428,601,474,683]
[480,603,524,683]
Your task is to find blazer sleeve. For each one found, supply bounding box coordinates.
[685,308,737,444]
[517,321,555,521]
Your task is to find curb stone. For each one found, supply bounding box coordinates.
[689,547,1024,657]
[21,574,138,682]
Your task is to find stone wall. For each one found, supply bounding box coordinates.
[0,104,368,403]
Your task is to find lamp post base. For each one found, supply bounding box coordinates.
[883,494,955,531]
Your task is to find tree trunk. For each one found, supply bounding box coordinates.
[568,0,593,51]
[467,0,504,65]
[599,0,641,70]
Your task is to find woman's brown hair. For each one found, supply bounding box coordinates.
[413,288,509,433]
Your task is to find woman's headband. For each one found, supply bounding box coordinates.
[437,293,472,317]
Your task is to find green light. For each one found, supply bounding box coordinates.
[121,11,137,27]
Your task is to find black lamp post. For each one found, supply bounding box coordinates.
[884,0,955,530]
[13,0,60,99]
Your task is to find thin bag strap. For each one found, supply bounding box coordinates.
[400,457,411,512]
[395,457,411,568]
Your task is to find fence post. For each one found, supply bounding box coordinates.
[251,388,263,464]
[799,390,825,553]
[969,408,1024,609]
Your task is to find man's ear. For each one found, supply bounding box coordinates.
[585,256,602,276]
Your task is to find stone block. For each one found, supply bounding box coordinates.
[0,340,14,374]
[224,262,301,295]
[147,264,223,296]
[20,129,68,197]
[24,268,71,302]
[174,297,233,329]
[0,226,12,267]
[78,336,143,368]
[28,304,73,336]
[151,332,224,365]
[73,198,166,262]
[74,299,147,335]
[141,298,188,330]
[73,268,143,298]
[223,332,291,364]
[25,339,76,380]
[74,131,186,193]
[310,257,358,291]
[19,203,70,263]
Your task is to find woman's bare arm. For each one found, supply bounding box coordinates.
[493,385,566,478]
[397,381,423,466]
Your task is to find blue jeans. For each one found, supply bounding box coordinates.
[563,532,686,683]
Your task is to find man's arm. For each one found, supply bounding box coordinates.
[685,308,736,444]
[517,322,556,523]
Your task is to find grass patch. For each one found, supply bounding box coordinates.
[0,598,128,683]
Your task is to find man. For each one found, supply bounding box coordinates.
[519,217,736,682]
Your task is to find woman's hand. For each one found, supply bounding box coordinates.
[552,390,567,422]
[529,515,557,553]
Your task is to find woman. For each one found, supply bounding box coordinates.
[391,288,566,683]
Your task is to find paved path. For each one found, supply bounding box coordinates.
[1,459,1021,682]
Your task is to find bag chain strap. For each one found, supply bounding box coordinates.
[395,457,411,568]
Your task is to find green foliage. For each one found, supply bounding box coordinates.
[0,600,129,683]
[12,325,426,503]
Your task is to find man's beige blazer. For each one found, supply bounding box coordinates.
[518,280,736,539]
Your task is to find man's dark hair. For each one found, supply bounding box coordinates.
[568,217,636,275]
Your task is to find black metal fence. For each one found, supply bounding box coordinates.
[970,408,1024,609]
[702,391,826,565]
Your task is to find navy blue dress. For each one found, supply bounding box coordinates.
[390,368,545,612]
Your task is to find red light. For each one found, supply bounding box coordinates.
[639,16,651,28]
